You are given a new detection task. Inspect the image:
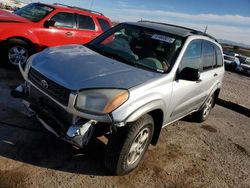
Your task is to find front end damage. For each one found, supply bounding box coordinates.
[11,82,111,148]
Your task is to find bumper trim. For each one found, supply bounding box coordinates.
[36,115,60,137]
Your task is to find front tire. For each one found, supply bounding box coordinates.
[104,114,154,175]
[3,39,31,67]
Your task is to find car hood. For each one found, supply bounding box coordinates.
[31,45,161,90]
[0,10,31,23]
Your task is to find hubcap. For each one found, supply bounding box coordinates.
[127,127,150,166]
[8,46,28,65]
[203,95,213,118]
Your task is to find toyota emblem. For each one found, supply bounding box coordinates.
[41,80,48,89]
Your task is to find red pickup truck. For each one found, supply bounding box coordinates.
[0,3,112,66]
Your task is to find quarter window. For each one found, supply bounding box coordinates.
[202,41,215,70]
[50,12,74,28]
[179,39,202,72]
[78,14,95,30]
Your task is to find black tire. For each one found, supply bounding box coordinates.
[228,62,237,72]
[193,94,215,122]
[3,39,31,68]
[104,114,154,175]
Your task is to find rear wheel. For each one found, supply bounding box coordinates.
[104,114,154,175]
[193,94,214,122]
[3,39,31,67]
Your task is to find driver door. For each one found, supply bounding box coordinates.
[36,12,79,47]
[168,39,204,122]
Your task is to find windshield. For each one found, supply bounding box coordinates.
[14,3,54,22]
[88,24,184,73]
[224,55,235,61]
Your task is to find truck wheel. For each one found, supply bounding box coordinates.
[193,94,214,122]
[3,39,31,67]
[104,114,154,175]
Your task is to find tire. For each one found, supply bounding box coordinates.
[229,62,237,72]
[104,114,154,175]
[193,94,215,122]
[3,39,31,68]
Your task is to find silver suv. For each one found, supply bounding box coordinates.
[12,21,224,175]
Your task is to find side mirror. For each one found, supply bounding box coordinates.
[178,67,200,81]
[44,20,55,28]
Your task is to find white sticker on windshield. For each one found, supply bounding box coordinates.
[151,34,175,43]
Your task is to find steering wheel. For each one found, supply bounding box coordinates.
[159,57,170,72]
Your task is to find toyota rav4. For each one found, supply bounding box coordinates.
[12,21,224,175]
[0,2,112,66]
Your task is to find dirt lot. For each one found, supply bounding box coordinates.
[0,69,249,188]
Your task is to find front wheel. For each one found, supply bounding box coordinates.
[104,114,154,175]
[3,39,31,67]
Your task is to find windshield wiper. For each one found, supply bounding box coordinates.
[86,44,136,66]
[134,63,164,73]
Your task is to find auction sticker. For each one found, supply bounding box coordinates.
[151,34,175,43]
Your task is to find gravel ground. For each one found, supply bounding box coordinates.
[0,69,249,188]
[220,71,250,108]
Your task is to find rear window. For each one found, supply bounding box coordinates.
[78,14,95,30]
[97,18,111,31]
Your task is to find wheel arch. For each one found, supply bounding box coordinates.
[123,100,166,146]
[5,36,36,52]
[148,109,164,145]
[213,88,220,107]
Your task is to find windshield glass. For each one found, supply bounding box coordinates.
[14,3,54,22]
[224,55,235,61]
[88,24,184,73]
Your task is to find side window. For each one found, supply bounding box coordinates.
[202,41,215,70]
[50,12,74,28]
[179,39,202,72]
[97,18,111,31]
[215,46,223,67]
[78,14,95,30]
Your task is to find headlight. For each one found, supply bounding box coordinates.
[75,89,129,114]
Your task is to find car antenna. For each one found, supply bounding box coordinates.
[89,0,95,10]
[204,25,208,33]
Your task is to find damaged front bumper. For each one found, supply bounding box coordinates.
[11,83,109,148]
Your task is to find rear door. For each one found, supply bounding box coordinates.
[168,39,204,122]
[74,14,101,44]
[199,40,224,100]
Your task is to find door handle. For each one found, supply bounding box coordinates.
[65,32,73,37]
[91,34,97,38]
[213,73,218,77]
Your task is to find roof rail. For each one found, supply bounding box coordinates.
[138,20,217,42]
[53,3,104,16]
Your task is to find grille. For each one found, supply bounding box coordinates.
[28,68,71,106]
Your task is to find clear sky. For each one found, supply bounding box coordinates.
[23,0,250,45]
